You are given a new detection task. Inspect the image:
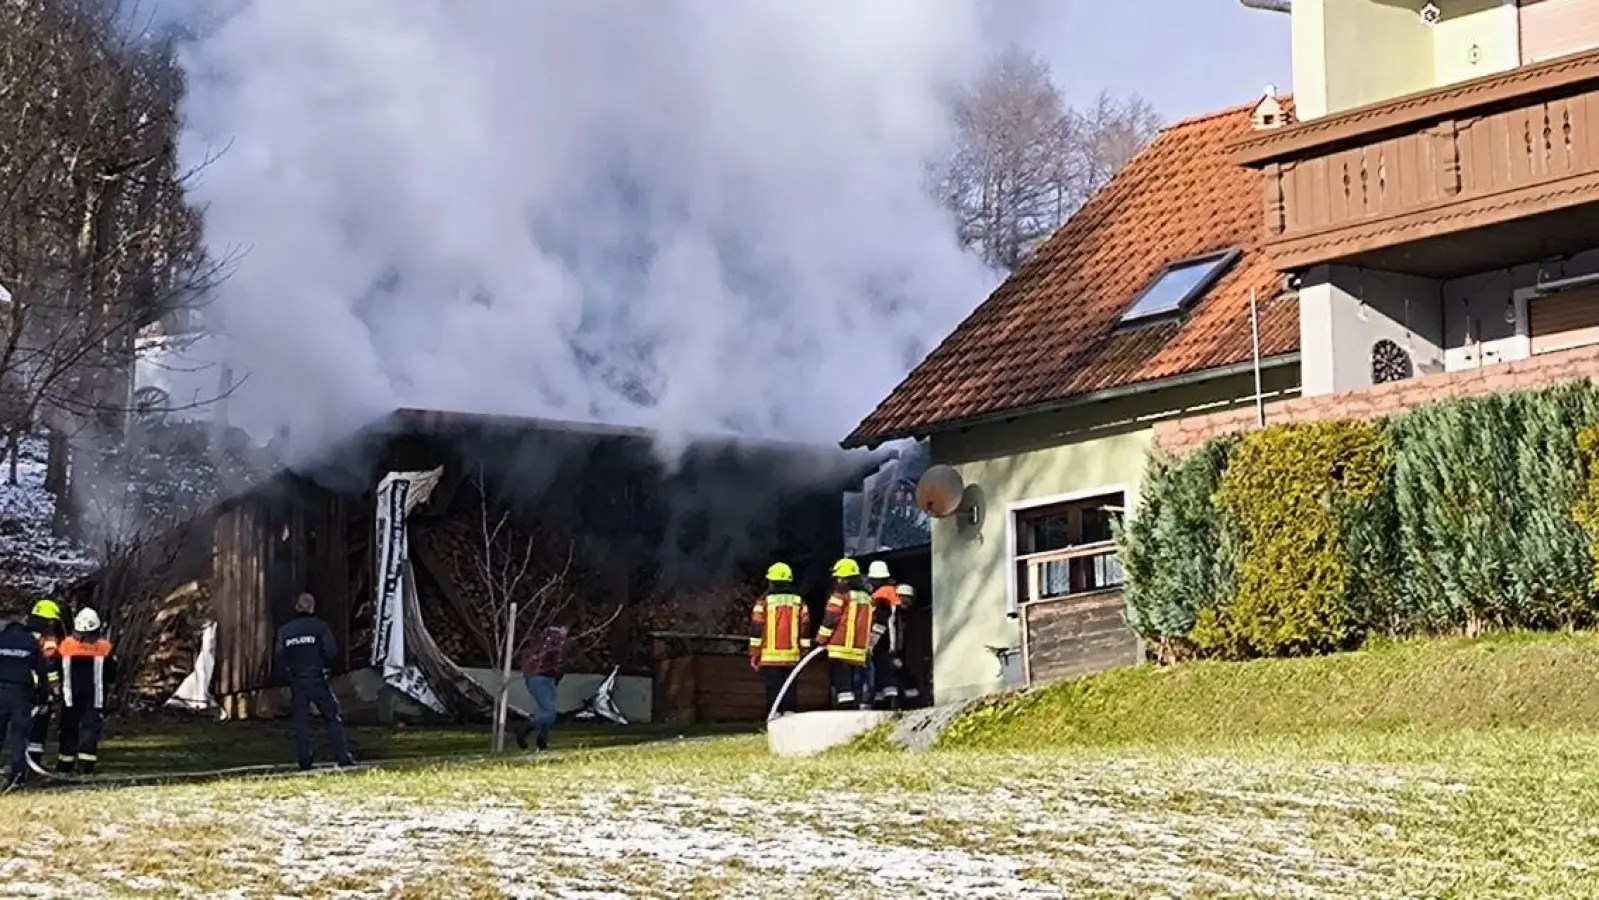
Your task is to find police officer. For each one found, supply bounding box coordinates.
[274,593,354,771]
[0,610,49,790]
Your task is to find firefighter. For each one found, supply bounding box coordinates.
[748,562,811,718]
[864,561,903,709]
[871,582,920,709]
[894,584,922,707]
[0,610,49,790]
[814,558,874,709]
[274,593,354,771]
[57,607,117,775]
[24,599,63,768]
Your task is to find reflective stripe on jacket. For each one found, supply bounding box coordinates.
[60,637,114,709]
[30,629,61,687]
[750,592,811,666]
[816,589,874,665]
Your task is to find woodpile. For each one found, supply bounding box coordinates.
[405,505,771,674]
[125,580,213,705]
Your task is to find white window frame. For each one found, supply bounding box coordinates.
[1005,484,1133,690]
[1004,484,1131,619]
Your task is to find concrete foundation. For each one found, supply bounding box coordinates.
[766,710,896,757]
[461,669,653,724]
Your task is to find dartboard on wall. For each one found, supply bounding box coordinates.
[1371,339,1414,385]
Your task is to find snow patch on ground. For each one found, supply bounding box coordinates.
[0,436,94,600]
[4,753,1442,898]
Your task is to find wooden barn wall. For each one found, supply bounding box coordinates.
[305,491,352,669]
[213,500,271,699]
[212,482,349,704]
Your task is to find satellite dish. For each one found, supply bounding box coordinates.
[916,465,984,535]
[916,465,965,517]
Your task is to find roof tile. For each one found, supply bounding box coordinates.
[844,100,1300,448]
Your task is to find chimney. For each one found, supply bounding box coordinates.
[1251,84,1289,131]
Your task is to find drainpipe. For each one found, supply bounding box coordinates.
[1240,0,1291,12]
[1250,289,1266,429]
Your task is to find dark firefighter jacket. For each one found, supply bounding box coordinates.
[274,614,339,683]
[0,621,49,698]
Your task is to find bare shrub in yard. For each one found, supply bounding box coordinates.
[62,466,212,710]
[426,466,619,670]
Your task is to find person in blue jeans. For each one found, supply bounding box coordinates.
[514,625,567,751]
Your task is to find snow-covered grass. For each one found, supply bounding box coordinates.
[4,728,1599,897]
[0,435,95,600]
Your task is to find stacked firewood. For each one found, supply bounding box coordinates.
[340,494,784,677]
[126,580,213,704]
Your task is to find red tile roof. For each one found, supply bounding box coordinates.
[843,100,1301,449]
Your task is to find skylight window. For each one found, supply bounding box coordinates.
[1117,250,1241,325]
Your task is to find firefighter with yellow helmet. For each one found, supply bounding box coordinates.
[814,558,875,709]
[24,599,64,768]
[749,562,810,717]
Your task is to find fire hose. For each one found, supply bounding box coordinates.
[18,732,730,793]
[766,644,829,722]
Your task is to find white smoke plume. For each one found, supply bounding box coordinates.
[160,0,1008,461]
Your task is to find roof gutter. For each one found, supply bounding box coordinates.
[844,352,1301,450]
[1239,0,1291,12]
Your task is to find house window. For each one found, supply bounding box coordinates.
[1013,491,1126,606]
[1117,250,1241,326]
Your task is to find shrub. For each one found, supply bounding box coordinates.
[1118,436,1237,656]
[1570,424,1599,598]
[1209,420,1391,657]
[1390,383,1599,632]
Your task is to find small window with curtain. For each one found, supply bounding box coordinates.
[1013,491,1126,606]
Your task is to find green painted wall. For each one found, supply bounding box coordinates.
[1293,0,1518,122]
[925,368,1299,703]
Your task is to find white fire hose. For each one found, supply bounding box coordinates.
[766,645,829,722]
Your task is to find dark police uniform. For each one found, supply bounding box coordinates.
[0,621,49,788]
[273,612,354,770]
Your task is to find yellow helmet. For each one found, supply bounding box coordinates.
[831,558,861,579]
[30,599,61,621]
[765,562,794,582]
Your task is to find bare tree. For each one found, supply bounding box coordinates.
[0,0,232,538]
[436,467,621,667]
[935,46,1161,273]
[64,471,206,710]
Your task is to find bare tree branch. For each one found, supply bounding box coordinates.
[933,46,1162,273]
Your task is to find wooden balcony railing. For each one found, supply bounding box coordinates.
[1232,49,1599,274]
[1019,542,1124,607]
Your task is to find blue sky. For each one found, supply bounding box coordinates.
[1018,0,1292,122]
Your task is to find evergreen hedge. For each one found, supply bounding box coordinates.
[1576,424,1599,593]
[1205,420,1389,658]
[1389,384,1599,632]
[1118,437,1236,659]
[1125,380,1599,659]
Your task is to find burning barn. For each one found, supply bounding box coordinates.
[70,409,882,723]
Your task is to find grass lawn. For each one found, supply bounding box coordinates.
[95,714,754,777]
[7,634,1599,897]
